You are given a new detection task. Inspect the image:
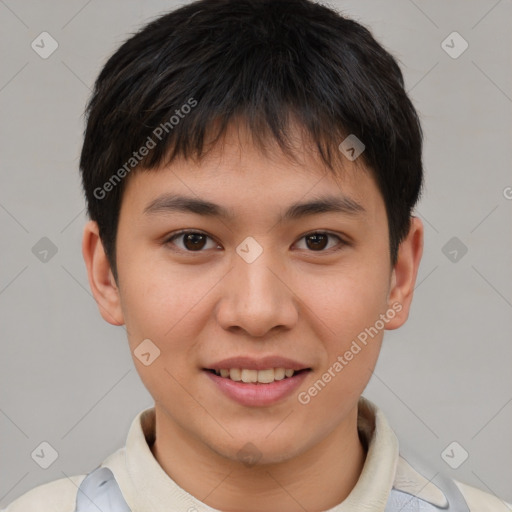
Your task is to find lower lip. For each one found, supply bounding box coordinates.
[204,370,310,407]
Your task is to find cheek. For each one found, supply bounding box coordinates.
[118,257,197,338]
[304,261,390,341]
[300,260,389,395]
[117,258,221,380]
[297,279,385,420]
[116,264,204,404]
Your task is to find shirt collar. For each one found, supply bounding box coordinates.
[104,396,400,512]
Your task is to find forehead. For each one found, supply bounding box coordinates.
[120,120,385,225]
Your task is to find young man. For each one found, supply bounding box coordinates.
[3,0,509,510]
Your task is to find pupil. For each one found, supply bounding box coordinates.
[185,233,205,250]
[307,234,327,250]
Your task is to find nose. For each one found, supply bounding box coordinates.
[215,249,299,338]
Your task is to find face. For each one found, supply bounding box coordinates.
[97,122,412,465]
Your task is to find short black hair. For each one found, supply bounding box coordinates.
[80,0,423,280]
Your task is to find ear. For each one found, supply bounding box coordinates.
[82,220,124,326]
[385,216,424,330]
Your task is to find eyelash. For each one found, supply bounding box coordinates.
[164,230,348,254]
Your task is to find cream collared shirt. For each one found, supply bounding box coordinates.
[3,397,510,511]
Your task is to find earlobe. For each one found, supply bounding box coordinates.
[385,216,424,330]
[82,220,125,326]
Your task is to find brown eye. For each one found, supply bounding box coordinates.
[182,232,207,251]
[305,233,329,250]
[295,232,346,252]
[166,231,218,252]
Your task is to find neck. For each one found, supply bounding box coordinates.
[150,405,367,512]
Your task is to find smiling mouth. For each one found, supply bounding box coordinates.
[204,368,311,384]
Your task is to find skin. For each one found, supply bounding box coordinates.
[83,120,423,512]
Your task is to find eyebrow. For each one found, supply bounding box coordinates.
[143,193,366,223]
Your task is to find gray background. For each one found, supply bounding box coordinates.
[1,0,511,507]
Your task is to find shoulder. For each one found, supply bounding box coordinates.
[455,480,512,512]
[1,474,85,512]
[393,454,511,511]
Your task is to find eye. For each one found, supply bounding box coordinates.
[294,231,347,252]
[164,230,347,253]
[165,230,219,252]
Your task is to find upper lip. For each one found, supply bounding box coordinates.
[204,356,311,371]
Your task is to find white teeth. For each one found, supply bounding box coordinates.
[274,368,285,380]
[229,368,242,381]
[257,369,275,384]
[241,369,258,383]
[213,367,298,383]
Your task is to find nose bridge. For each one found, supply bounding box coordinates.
[235,245,285,310]
[216,241,298,336]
